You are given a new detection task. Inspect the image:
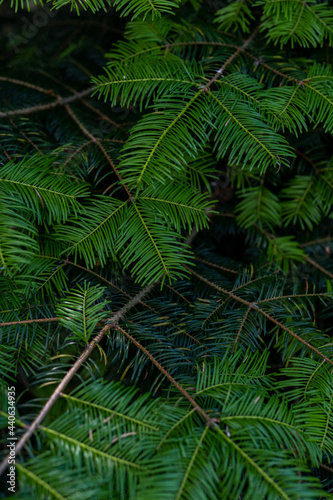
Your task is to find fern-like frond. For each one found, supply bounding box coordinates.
[139,183,212,232]
[8,0,42,11]
[214,0,254,33]
[208,90,294,172]
[118,90,209,189]
[118,202,193,284]
[92,61,197,110]
[113,0,179,20]
[51,0,179,18]
[0,201,38,269]
[259,85,307,134]
[56,283,110,343]
[280,175,320,230]
[278,358,333,457]
[259,0,333,47]
[54,196,128,268]
[0,155,88,224]
[266,236,305,271]
[235,185,282,230]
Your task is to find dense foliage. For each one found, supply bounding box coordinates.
[0,0,333,498]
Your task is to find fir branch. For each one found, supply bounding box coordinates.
[115,324,216,426]
[187,266,333,366]
[0,281,155,477]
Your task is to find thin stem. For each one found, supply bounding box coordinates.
[257,293,329,304]
[305,256,333,280]
[81,98,127,131]
[299,237,333,248]
[294,148,320,174]
[195,256,238,275]
[164,283,192,305]
[0,76,55,95]
[0,87,95,119]
[319,462,333,473]
[0,317,59,327]
[0,142,12,161]
[38,68,130,131]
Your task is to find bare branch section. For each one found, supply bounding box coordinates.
[0,317,59,327]
[0,86,95,118]
[0,282,155,477]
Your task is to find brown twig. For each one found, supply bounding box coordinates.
[195,256,238,275]
[164,283,192,305]
[319,462,333,473]
[38,68,131,130]
[294,149,320,174]
[257,292,329,304]
[299,237,333,248]
[81,98,127,131]
[0,87,95,119]
[0,142,12,161]
[0,76,56,95]
[305,256,333,280]
[0,317,59,327]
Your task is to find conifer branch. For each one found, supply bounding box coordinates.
[115,324,216,426]
[62,260,201,344]
[2,4,333,496]
[0,281,155,477]
[187,266,333,366]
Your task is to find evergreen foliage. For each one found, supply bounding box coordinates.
[0,0,333,498]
